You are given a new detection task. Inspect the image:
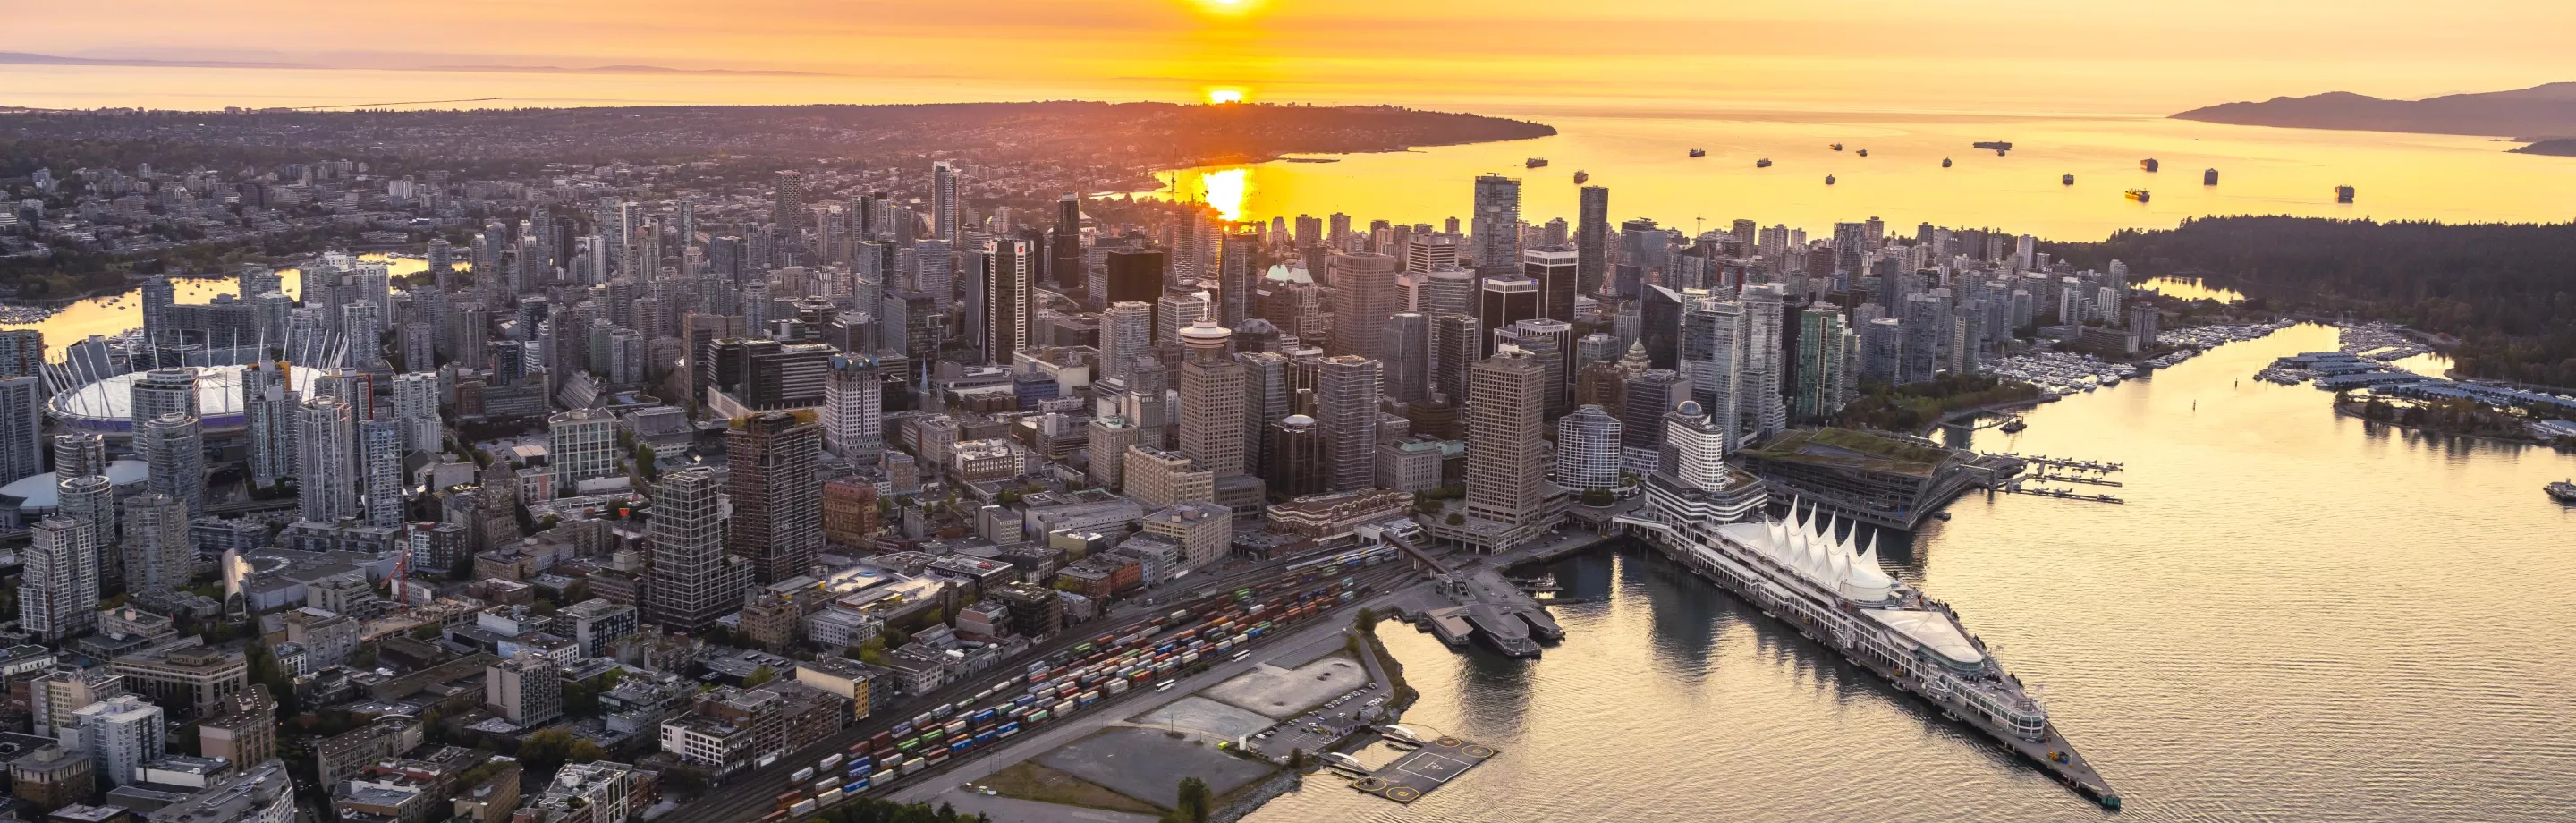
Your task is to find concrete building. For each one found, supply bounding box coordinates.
[68,694,165,787]
[1314,356,1381,492]
[20,516,99,641]
[1138,503,1233,571]
[1554,404,1623,491]
[194,690,278,768]
[486,655,564,726]
[284,607,360,668]
[1174,321,1247,478]
[10,746,96,814]
[295,396,360,523]
[727,412,823,583]
[547,409,622,490]
[1465,346,1550,536]
[642,468,749,632]
[1122,446,1213,510]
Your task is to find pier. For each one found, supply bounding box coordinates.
[1999,453,2125,472]
[2029,472,2123,488]
[2006,482,2125,505]
[1345,734,1501,803]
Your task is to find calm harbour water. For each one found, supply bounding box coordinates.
[1246,322,2576,823]
[0,255,428,348]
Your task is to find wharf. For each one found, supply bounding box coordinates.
[1347,735,1501,803]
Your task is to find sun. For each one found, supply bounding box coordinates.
[1190,0,1262,16]
[1207,89,1245,104]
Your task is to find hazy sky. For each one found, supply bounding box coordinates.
[15,0,2576,112]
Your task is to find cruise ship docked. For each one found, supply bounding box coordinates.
[1614,404,2119,807]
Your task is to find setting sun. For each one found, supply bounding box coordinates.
[1206,89,1244,104]
[1189,0,1260,16]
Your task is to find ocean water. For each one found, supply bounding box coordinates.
[1244,322,2576,822]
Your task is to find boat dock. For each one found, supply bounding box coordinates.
[1401,565,1565,658]
[2007,482,2124,505]
[1999,453,2124,472]
[2029,472,2123,488]
[1346,734,1501,803]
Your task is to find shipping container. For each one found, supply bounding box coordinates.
[872,768,898,785]
[970,708,997,724]
[1078,690,1103,706]
[775,793,802,811]
[818,754,842,772]
[844,778,870,793]
[873,748,899,764]
[932,702,955,718]
[975,731,999,745]
[999,721,1021,735]
[888,722,914,739]
[813,777,838,794]
[762,812,787,823]
[902,758,927,775]
[1106,679,1131,695]
[949,739,971,754]
[943,720,969,736]
[816,788,843,807]
[1052,699,1075,715]
[910,711,937,728]
[896,739,920,753]
[790,800,818,817]
[1029,709,1053,724]
[927,750,949,765]
[792,767,815,784]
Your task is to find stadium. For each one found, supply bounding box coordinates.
[46,364,328,437]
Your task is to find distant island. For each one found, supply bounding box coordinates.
[2171,82,2576,144]
[2511,139,2576,157]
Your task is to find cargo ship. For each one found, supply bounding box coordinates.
[1757,158,1773,168]
[2140,158,2160,172]
[1942,157,1953,167]
[2203,168,2220,185]
[1825,174,1836,185]
[1971,140,2013,151]
[1689,148,1706,157]
[2125,189,2150,202]
[2063,174,2075,186]
[1614,447,2121,808]
[1573,170,1589,184]
[1525,157,1548,168]
[1829,143,1843,151]
[1856,148,1868,157]
[2335,185,2356,203]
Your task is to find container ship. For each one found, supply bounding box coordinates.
[1526,157,1548,168]
[1614,437,2120,808]
[2335,185,2356,203]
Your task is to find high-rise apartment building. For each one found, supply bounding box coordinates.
[360,419,405,528]
[295,396,360,523]
[18,516,97,641]
[1313,356,1381,492]
[389,372,440,454]
[548,409,621,489]
[0,376,42,481]
[820,355,884,461]
[1477,277,1539,357]
[978,237,1033,364]
[1554,405,1623,491]
[1796,308,1852,421]
[1524,244,1580,324]
[121,493,191,600]
[644,468,747,632]
[1621,368,1683,474]
[1381,313,1431,404]
[139,413,203,514]
[727,412,823,583]
[931,161,960,242]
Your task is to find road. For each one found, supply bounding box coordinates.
[656,562,1412,823]
[890,585,1410,806]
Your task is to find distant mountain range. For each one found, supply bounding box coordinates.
[2172,83,2576,141]
[0,50,827,76]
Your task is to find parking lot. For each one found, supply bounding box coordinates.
[1244,679,1390,760]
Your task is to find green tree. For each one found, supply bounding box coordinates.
[1353,607,1379,633]
[743,665,776,688]
[1165,777,1212,823]
[635,444,659,481]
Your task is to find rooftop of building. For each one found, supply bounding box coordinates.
[1736,427,1963,479]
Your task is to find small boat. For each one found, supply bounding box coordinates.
[1825,174,1837,185]
[2063,174,2075,185]
[2125,188,2150,202]
[1572,170,1589,184]
[2203,168,2220,185]
[2140,158,2160,172]
[1526,157,1548,168]
[1829,143,1843,151]
[1688,148,1706,157]
[1941,157,1953,168]
[1756,158,1773,168]
[2001,419,2028,433]
[2334,185,2356,203]
[1856,148,1868,157]
[2550,479,2576,503]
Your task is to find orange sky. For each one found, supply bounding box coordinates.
[13,0,2576,112]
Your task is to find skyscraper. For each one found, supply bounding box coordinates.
[1175,322,1248,478]
[727,412,823,583]
[0,376,40,481]
[1217,225,1258,328]
[1236,352,1292,478]
[389,372,440,454]
[1429,313,1481,403]
[1621,368,1683,474]
[1314,356,1382,492]
[1049,192,1085,290]
[57,475,115,586]
[54,433,104,483]
[1740,283,1790,443]
[773,170,804,245]
[120,493,190,600]
[931,161,960,242]
[644,468,748,632]
[1680,295,1746,448]
[140,413,204,514]
[821,355,884,461]
[1471,174,1522,276]
[130,368,198,430]
[1382,313,1431,404]
[360,420,404,527]
[19,516,97,641]
[1576,186,1610,295]
[295,396,359,523]
[1524,244,1580,324]
[1796,307,1852,421]
[1477,277,1540,357]
[1499,318,1574,417]
[1860,317,1903,386]
[1466,347,1547,531]
[1100,301,1153,382]
[1325,251,1401,360]
[978,237,1033,365]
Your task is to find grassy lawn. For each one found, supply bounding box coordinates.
[980,760,1165,815]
